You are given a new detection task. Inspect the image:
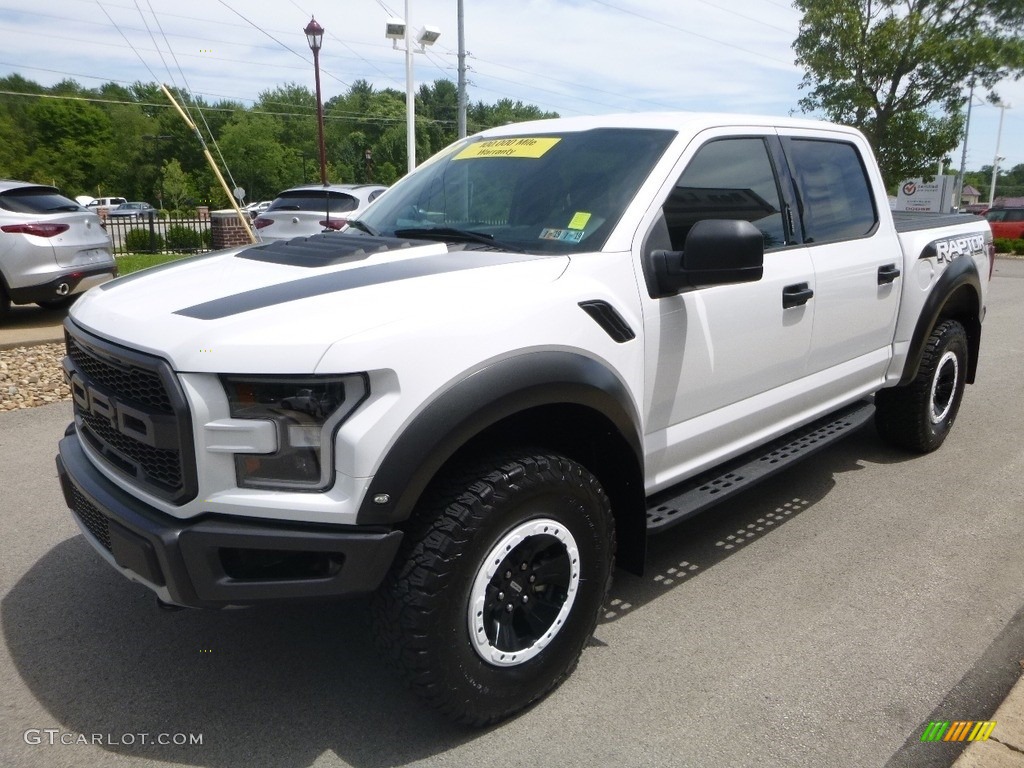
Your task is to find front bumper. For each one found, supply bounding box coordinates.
[56,428,403,608]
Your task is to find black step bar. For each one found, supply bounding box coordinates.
[646,400,874,534]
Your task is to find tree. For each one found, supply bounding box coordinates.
[161,158,193,213]
[793,0,1024,186]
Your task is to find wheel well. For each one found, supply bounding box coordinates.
[418,403,647,576]
[934,285,982,384]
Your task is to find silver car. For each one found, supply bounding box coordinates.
[107,201,156,220]
[253,183,387,242]
[0,180,117,317]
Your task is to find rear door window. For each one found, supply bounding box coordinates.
[785,139,877,243]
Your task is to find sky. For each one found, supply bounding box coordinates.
[0,0,1021,185]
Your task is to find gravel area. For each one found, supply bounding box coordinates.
[0,342,71,411]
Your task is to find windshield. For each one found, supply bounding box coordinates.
[359,127,676,253]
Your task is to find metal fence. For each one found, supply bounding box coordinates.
[103,215,213,256]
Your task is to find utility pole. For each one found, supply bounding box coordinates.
[954,79,975,212]
[457,0,467,138]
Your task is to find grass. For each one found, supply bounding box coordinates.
[115,252,192,275]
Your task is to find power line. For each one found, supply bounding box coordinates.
[586,0,795,67]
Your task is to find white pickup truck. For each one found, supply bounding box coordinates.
[56,113,992,725]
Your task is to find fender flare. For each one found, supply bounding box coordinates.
[899,255,983,386]
[356,351,643,525]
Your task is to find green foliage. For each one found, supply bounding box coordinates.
[0,73,564,203]
[116,253,189,274]
[993,238,1024,254]
[964,163,1024,200]
[165,224,202,251]
[794,0,1024,186]
[124,228,165,253]
[161,158,192,212]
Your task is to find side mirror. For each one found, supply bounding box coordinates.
[648,219,765,298]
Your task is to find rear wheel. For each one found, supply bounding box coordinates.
[371,452,615,725]
[875,319,968,453]
[0,284,9,320]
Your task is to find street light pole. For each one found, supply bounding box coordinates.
[988,101,1009,207]
[386,5,440,175]
[404,0,415,175]
[304,17,328,186]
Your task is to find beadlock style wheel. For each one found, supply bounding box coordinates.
[468,518,580,667]
[371,452,615,726]
[929,350,959,425]
[875,319,968,453]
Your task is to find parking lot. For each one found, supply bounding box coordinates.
[1,259,1023,768]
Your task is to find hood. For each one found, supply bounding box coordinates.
[70,233,569,373]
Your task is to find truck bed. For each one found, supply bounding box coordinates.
[892,210,984,233]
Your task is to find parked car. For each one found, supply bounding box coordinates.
[85,196,127,210]
[242,200,272,217]
[985,205,1024,240]
[0,180,116,317]
[107,201,156,221]
[253,183,387,241]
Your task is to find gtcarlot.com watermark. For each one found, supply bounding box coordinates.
[24,729,203,747]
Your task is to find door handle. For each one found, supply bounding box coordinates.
[878,264,901,284]
[782,283,814,308]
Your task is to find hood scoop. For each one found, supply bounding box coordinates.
[238,232,431,268]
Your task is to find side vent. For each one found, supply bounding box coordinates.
[578,300,636,343]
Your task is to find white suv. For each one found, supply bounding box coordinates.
[0,180,117,317]
[253,183,387,242]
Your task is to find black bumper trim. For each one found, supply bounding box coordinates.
[7,265,116,304]
[57,430,403,608]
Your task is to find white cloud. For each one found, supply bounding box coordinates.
[0,0,1018,171]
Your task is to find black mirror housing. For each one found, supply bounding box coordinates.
[648,219,764,297]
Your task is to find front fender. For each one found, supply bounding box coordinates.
[356,351,642,525]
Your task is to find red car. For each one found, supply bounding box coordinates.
[985,206,1024,239]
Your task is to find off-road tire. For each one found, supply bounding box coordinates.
[371,452,615,726]
[875,319,968,453]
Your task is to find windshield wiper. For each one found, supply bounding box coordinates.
[345,219,379,236]
[393,227,523,252]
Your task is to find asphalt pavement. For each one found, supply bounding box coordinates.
[1,259,1023,768]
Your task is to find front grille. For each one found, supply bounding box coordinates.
[69,485,112,551]
[67,336,172,413]
[65,324,197,504]
[79,410,184,492]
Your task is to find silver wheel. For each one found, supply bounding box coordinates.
[468,518,581,667]
[929,350,959,425]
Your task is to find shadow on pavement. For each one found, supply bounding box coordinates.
[2,537,477,767]
[3,421,924,767]
[602,422,916,624]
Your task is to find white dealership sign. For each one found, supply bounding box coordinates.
[895,176,958,213]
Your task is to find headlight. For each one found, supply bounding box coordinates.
[221,374,369,490]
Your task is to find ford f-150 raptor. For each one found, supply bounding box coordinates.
[56,112,993,725]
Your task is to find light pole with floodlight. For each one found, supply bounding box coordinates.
[988,101,1010,207]
[304,16,328,186]
[386,3,440,174]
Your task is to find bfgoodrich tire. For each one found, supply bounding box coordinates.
[875,319,969,453]
[371,452,615,726]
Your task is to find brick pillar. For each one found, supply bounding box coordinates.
[210,211,256,250]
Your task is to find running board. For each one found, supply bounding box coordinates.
[646,401,875,535]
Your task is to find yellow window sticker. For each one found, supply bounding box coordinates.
[454,137,561,160]
[568,211,592,230]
